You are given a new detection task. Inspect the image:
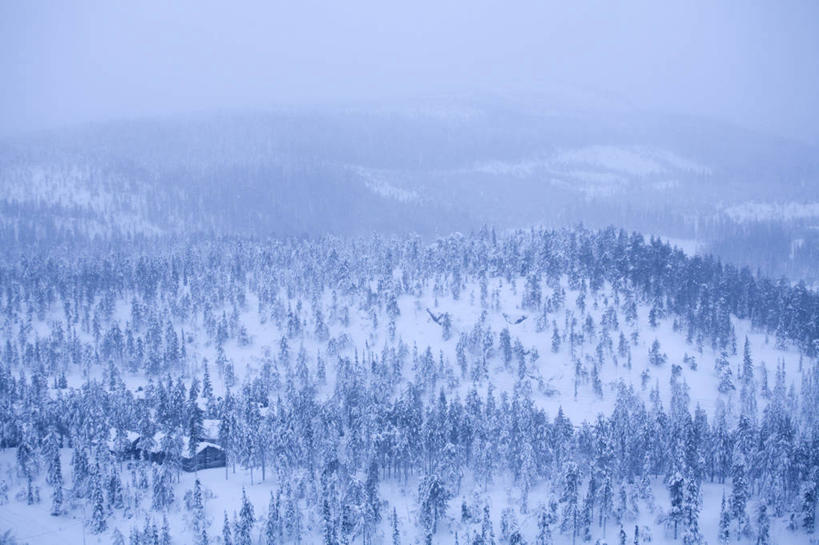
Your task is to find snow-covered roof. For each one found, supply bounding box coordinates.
[106,428,140,450]
[202,418,220,441]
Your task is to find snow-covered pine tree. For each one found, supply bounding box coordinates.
[90,466,108,534]
[161,515,172,545]
[223,511,233,545]
[730,453,750,538]
[49,451,63,516]
[560,462,581,545]
[667,470,685,540]
[755,503,770,545]
[391,507,400,545]
[237,488,255,545]
[192,479,208,545]
[112,527,125,545]
[800,477,817,533]
[681,477,703,545]
[264,491,278,545]
[718,492,730,545]
[536,503,553,545]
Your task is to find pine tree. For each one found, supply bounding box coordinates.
[108,470,124,510]
[418,472,450,536]
[481,504,495,545]
[112,527,125,545]
[223,511,233,545]
[202,360,215,416]
[152,464,174,510]
[801,479,816,533]
[755,504,770,545]
[16,424,39,504]
[161,515,172,545]
[741,337,753,382]
[365,459,382,542]
[718,492,730,545]
[730,454,749,538]
[681,478,703,545]
[667,471,685,540]
[715,351,735,393]
[90,467,108,534]
[536,504,553,545]
[49,451,63,516]
[192,479,208,545]
[649,339,667,366]
[188,385,204,467]
[392,507,400,545]
[580,481,594,542]
[323,499,336,545]
[237,488,255,545]
[265,491,278,545]
[560,462,580,545]
[552,325,561,353]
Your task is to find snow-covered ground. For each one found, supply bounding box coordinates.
[0,231,816,545]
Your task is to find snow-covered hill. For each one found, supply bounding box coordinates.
[0,228,816,545]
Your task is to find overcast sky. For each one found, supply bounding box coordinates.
[2,0,818,145]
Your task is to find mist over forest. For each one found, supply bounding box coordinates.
[1,2,818,545]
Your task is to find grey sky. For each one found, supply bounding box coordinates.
[2,0,818,144]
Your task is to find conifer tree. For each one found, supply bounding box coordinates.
[730,454,750,538]
[90,467,108,534]
[49,451,63,516]
[801,479,816,533]
[112,527,125,545]
[192,479,208,545]
[718,492,731,545]
[560,462,580,545]
[223,511,233,545]
[536,504,553,545]
[755,504,770,545]
[265,491,278,545]
[161,515,172,545]
[237,488,255,545]
[681,478,703,545]
[667,471,685,540]
[392,507,400,545]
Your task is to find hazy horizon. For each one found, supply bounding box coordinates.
[3,0,819,146]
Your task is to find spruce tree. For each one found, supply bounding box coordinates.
[237,488,255,545]
[223,511,233,545]
[112,527,125,545]
[90,467,108,534]
[681,478,703,545]
[161,515,172,545]
[265,491,278,545]
[392,507,400,545]
[49,452,63,516]
[536,504,553,545]
[755,504,770,545]
[192,479,208,545]
[560,462,580,545]
[801,479,816,533]
[730,454,749,538]
[667,471,685,540]
[718,492,730,545]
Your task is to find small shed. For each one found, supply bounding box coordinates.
[182,442,226,472]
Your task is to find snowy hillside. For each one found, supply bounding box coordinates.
[0,228,817,545]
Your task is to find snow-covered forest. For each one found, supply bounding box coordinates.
[1,227,817,545]
[4,1,819,544]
